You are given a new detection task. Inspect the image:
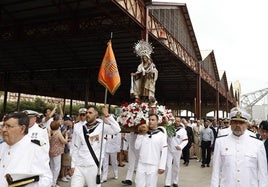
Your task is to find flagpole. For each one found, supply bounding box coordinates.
[96,89,107,184]
[97,34,111,183]
[97,32,120,184]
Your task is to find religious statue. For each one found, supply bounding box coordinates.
[130,40,158,102]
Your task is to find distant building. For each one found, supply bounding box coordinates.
[233,80,241,106]
[252,104,268,121]
[0,92,84,105]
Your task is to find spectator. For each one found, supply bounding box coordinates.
[200,120,214,168]
[182,118,194,166]
[59,115,73,182]
[49,120,69,187]
[192,119,203,162]
[210,119,218,152]
[42,103,63,130]
[259,120,268,165]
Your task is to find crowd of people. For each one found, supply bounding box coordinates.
[0,104,268,187]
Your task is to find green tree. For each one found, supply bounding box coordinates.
[34,98,47,113]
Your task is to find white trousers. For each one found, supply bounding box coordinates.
[71,165,101,187]
[50,154,62,186]
[125,143,139,181]
[135,163,158,187]
[165,150,182,185]
[101,152,118,181]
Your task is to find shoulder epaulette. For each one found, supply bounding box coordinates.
[38,124,46,129]
[217,134,228,138]
[31,139,41,146]
[249,135,260,140]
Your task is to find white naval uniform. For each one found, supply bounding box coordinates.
[217,126,231,137]
[245,129,257,137]
[73,120,87,132]
[0,136,52,187]
[135,129,168,187]
[165,126,188,186]
[101,133,121,181]
[124,132,139,182]
[71,116,121,187]
[28,123,50,153]
[211,133,268,187]
[71,120,87,154]
[217,127,256,138]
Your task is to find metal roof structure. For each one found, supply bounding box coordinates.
[0,0,236,117]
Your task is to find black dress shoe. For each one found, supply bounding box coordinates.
[164,186,170,187]
[201,164,205,168]
[122,180,132,185]
[206,164,210,167]
[185,162,189,166]
[173,184,178,187]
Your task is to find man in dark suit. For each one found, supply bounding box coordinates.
[181,118,194,166]
[209,119,218,152]
[259,120,268,164]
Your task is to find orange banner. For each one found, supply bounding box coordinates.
[98,40,121,95]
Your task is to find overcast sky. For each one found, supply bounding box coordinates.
[154,0,268,95]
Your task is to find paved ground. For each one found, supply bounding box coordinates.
[58,158,212,187]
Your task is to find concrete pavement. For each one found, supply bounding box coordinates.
[58,158,212,187]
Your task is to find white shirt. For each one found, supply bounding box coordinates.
[217,126,231,137]
[211,133,268,187]
[28,123,49,153]
[71,116,121,168]
[135,129,167,170]
[105,133,121,153]
[0,136,52,187]
[200,127,214,143]
[167,126,188,152]
[70,120,87,155]
[73,120,87,132]
[41,117,53,130]
[217,127,256,138]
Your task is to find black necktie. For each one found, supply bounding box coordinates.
[86,122,98,134]
[147,129,160,138]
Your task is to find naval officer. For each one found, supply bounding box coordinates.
[211,107,268,187]
[0,112,52,187]
[23,110,50,153]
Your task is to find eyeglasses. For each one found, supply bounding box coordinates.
[2,123,20,129]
